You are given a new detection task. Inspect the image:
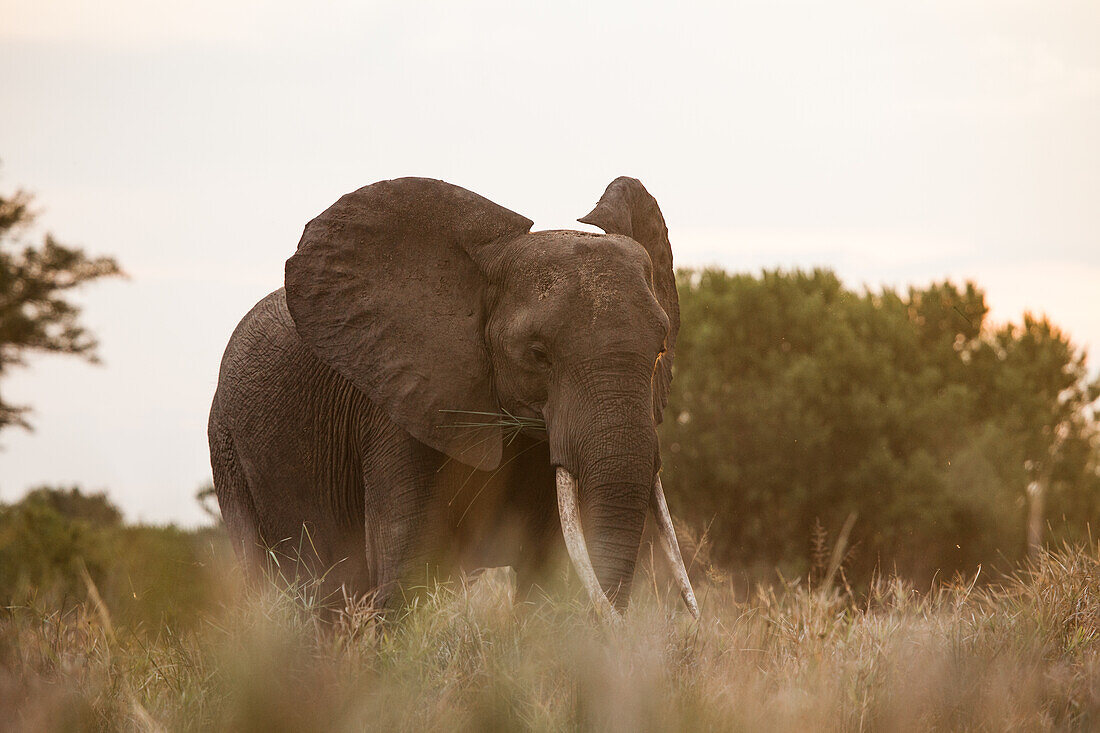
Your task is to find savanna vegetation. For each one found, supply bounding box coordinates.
[0,487,1098,731]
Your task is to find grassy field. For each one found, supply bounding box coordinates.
[1,536,1098,732]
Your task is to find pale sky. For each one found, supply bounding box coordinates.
[1,1,1097,526]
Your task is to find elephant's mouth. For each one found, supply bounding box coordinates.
[554,467,699,619]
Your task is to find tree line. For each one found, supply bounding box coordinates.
[660,268,1099,585]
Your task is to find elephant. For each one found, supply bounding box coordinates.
[208,176,698,619]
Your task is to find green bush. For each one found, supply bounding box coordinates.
[0,487,229,630]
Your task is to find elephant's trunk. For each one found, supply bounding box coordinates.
[547,358,698,617]
[544,369,655,614]
[555,467,618,618]
[555,469,700,618]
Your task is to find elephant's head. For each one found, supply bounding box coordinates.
[284,177,697,618]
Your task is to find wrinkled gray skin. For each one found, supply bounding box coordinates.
[208,176,681,613]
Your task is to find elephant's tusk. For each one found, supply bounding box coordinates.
[651,476,700,618]
[555,467,620,620]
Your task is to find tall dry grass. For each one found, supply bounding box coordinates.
[1,541,1098,732]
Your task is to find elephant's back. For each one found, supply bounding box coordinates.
[217,288,296,383]
[214,289,305,420]
[212,288,364,437]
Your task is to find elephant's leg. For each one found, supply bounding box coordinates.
[510,440,561,605]
[513,505,567,606]
[514,546,554,605]
[209,416,264,574]
[359,414,445,610]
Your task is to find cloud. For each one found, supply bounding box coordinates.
[0,0,411,50]
[0,0,267,46]
[977,260,1100,361]
[675,227,974,270]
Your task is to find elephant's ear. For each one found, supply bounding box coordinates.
[285,177,533,471]
[579,177,679,423]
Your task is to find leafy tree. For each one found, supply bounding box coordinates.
[0,180,122,433]
[660,268,1100,585]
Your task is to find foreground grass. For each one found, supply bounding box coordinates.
[2,543,1098,732]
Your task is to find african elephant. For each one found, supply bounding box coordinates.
[208,176,697,618]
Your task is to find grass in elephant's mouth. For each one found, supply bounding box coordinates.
[3,542,1099,731]
[439,408,547,445]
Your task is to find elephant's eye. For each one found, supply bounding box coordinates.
[529,342,551,368]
